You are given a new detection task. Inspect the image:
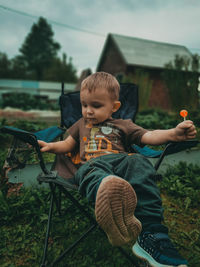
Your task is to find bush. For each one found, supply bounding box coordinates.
[1,93,59,110]
[160,162,200,209]
[136,109,179,129]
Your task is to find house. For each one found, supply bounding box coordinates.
[96,33,193,110]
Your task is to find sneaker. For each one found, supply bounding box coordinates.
[132,225,188,267]
[95,176,142,246]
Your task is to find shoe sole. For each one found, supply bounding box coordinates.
[95,176,142,246]
[132,242,188,267]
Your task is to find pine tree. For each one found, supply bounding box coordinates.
[19,17,60,80]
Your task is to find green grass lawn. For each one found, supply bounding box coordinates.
[0,115,200,266]
[0,162,200,267]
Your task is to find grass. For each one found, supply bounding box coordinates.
[0,162,200,267]
[0,187,136,267]
[0,114,200,266]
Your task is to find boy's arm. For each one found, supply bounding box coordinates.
[38,135,77,154]
[141,120,197,145]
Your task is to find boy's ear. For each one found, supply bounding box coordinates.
[112,101,121,112]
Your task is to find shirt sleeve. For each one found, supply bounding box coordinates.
[67,118,81,142]
[124,119,148,146]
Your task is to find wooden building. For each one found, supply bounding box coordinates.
[96,33,192,110]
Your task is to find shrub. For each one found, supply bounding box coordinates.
[1,93,59,110]
[136,109,179,129]
[160,162,200,209]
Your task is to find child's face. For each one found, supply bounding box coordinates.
[80,88,120,125]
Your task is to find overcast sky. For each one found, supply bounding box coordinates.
[0,0,200,76]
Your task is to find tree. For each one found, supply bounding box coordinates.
[0,52,11,78]
[43,53,78,82]
[10,55,28,79]
[162,54,200,111]
[19,17,60,80]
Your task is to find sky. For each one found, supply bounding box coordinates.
[0,0,200,76]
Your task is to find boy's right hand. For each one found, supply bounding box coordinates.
[38,140,53,152]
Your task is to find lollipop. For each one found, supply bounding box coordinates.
[180,109,188,121]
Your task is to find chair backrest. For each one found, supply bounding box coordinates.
[59,83,139,129]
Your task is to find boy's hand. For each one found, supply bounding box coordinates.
[38,140,54,152]
[174,120,197,141]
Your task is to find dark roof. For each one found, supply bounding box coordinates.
[97,33,192,69]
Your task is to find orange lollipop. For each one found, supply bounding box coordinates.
[180,109,188,120]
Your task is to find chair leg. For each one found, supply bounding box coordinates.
[51,185,62,216]
[40,187,55,267]
[59,186,96,224]
[41,184,141,266]
[50,224,97,266]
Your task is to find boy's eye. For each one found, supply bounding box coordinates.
[92,103,103,108]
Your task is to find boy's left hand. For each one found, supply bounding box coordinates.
[174,120,197,141]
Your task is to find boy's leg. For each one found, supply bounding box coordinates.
[112,153,188,267]
[115,153,163,226]
[74,154,188,266]
[74,156,141,246]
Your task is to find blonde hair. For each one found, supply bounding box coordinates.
[81,72,120,101]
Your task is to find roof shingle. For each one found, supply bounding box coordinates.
[111,33,192,69]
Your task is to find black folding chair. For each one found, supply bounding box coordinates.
[1,83,198,267]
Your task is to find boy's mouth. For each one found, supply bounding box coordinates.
[85,118,98,124]
[86,118,96,120]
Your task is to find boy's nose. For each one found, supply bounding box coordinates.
[87,107,93,114]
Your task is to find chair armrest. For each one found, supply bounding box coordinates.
[132,144,162,158]
[1,126,39,147]
[34,126,65,142]
[154,140,199,171]
[132,140,199,171]
[0,126,53,174]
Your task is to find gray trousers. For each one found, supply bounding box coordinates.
[74,153,163,227]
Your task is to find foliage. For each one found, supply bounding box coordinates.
[19,17,60,80]
[160,162,200,209]
[0,53,11,78]
[159,162,200,266]
[0,162,200,266]
[10,55,29,80]
[1,93,59,110]
[0,187,134,267]
[122,69,153,111]
[43,53,77,83]
[162,54,200,111]
[135,109,179,129]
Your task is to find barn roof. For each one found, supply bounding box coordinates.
[97,33,192,70]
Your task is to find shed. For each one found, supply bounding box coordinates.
[96,33,193,110]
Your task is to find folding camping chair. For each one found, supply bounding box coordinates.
[1,83,198,267]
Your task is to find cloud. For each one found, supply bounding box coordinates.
[0,0,200,74]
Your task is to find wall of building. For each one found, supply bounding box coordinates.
[148,70,170,110]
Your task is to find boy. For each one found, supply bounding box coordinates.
[38,72,196,267]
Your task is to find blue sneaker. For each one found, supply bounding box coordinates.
[132,225,188,267]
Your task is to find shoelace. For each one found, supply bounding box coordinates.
[140,232,176,252]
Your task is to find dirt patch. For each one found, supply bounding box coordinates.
[0,108,60,122]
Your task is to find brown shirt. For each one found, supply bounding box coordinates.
[68,117,147,163]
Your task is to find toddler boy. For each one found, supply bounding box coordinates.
[38,72,196,267]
